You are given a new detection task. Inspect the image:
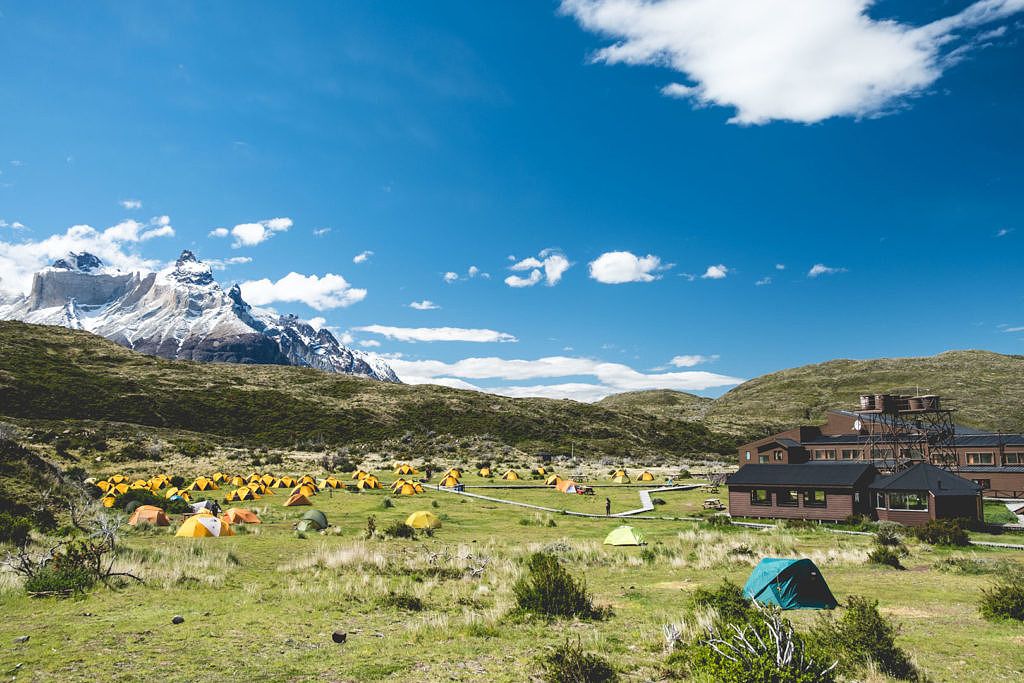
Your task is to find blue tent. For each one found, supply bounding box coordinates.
[743,558,837,610]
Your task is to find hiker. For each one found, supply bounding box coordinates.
[605,497,611,516]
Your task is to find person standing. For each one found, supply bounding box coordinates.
[605,497,611,516]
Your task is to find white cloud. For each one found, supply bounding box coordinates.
[807,263,848,278]
[701,264,728,279]
[561,0,1024,125]
[313,228,331,237]
[755,276,772,286]
[996,228,1012,237]
[1002,326,1024,333]
[206,256,252,270]
[589,251,668,283]
[0,220,175,294]
[409,300,440,310]
[119,199,142,210]
[443,271,460,284]
[670,354,719,367]
[506,249,572,288]
[468,265,480,278]
[359,339,382,348]
[210,217,293,248]
[353,250,373,264]
[355,325,518,343]
[240,272,366,311]
[387,354,744,401]
[775,263,786,270]
[0,219,26,230]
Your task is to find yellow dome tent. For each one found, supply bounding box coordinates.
[212,472,229,483]
[260,474,276,487]
[397,483,419,496]
[176,513,234,538]
[439,475,461,488]
[100,495,117,508]
[545,474,561,486]
[109,482,129,495]
[479,467,492,478]
[229,475,246,487]
[406,511,441,529]
[394,464,419,475]
[109,474,129,485]
[611,475,630,484]
[638,471,655,482]
[247,472,263,483]
[319,476,343,489]
[445,468,463,478]
[188,477,219,491]
[95,480,112,493]
[361,475,382,489]
[225,488,258,502]
[502,470,520,481]
[277,476,297,487]
[291,484,317,497]
[164,487,190,501]
[352,470,368,480]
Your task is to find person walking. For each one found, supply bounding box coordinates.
[605,497,611,516]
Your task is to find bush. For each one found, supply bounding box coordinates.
[874,522,905,547]
[23,565,96,595]
[113,489,191,514]
[513,552,605,619]
[382,522,416,539]
[979,578,1024,622]
[364,515,377,539]
[809,596,918,680]
[703,514,733,528]
[0,512,33,547]
[690,579,755,624]
[781,519,816,530]
[381,497,395,509]
[377,590,424,611]
[672,607,836,683]
[867,545,905,569]
[540,638,617,683]
[911,518,970,546]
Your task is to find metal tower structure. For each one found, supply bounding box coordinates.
[854,393,959,472]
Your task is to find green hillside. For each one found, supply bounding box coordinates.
[705,350,1024,436]
[0,321,734,460]
[597,389,713,422]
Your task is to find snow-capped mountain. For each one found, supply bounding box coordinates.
[0,250,399,382]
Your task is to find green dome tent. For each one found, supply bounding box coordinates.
[743,558,837,610]
[296,509,329,532]
[603,525,646,546]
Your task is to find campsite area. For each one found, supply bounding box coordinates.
[2,466,1023,682]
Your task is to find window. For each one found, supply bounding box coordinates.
[841,449,859,460]
[884,491,928,511]
[777,489,799,507]
[973,479,991,490]
[813,449,837,460]
[1004,452,1022,465]
[773,450,784,461]
[745,451,751,461]
[803,490,827,507]
[758,455,769,464]
[750,489,771,506]
[966,452,994,465]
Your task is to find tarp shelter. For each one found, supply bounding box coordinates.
[296,509,328,532]
[603,525,646,546]
[128,505,170,527]
[638,471,655,482]
[176,513,234,538]
[222,508,260,524]
[743,558,838,610]
[284,493,312,506]
[479,467,492,477]
[502,470,520,481]
[439,475,461,488]
[406,511,441,529]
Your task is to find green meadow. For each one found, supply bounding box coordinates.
[2,471,1022,682]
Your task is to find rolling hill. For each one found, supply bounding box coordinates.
[0,321,734,460]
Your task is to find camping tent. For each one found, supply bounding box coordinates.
[284,493,312,507]
[743,558,838,610]
[406,511,441,529]
[297,509,329,532]
[352,470,368,480]
[638,471,655,482]
[603,525,646,546]
[479,467,492,478]
[188,477,219,491]
[395,464,419,475]
[439,475,461,488]
[175,513,234,538]
[222,508,261,524]
[191,500,222,515]
[128,505,170,527]
[534,466,547,475]
[291,484,317,497]
[356,476,382,490]
[109,474,129,485]
[545,474,561,486]
[397,483,419,496]
[212,472,229,483]
[555,479,578,494]
[164,487,190,501]
[320,476,343,489]
[229,476,247,487]
[130,479,151,490]
[225,488,258,502]
[502,470,520,481]
[277,476,297,487]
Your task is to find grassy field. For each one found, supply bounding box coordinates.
[2,470,1023,682]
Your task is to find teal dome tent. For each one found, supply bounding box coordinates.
[743,558,837,610]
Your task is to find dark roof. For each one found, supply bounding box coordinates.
[797,432,1024,448]
[870,463,981,496]
[757,437,801,451]
[727,463,876,488]
[958,465,1024,473]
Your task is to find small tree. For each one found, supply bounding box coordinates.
[809,596,919,680]
[540,638,617,683]
[513,552,605,619]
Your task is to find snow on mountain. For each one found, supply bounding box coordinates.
[0,250,399,382]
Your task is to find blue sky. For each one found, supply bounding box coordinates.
[1,1,1022,400]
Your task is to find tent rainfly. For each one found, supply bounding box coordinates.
[406,510,441,529]
[603,525,646,546]
[743,558,838,610]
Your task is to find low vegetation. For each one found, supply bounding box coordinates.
[513,552,606,620]
[540,638,618,683]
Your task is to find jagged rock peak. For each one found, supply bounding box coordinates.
[52,252,103,272]
[170,250,214,286]
[176,249,198,265]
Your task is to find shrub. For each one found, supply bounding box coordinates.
[867,545,905,570]
[513,552,605,619]
[809,596,918,680]
[540,638,617,683]
[651,497,667,506]
[23,565,96,595]
[874,522,905,547]
[113,489,191,514]
[911,518,970,546]
[979,578,1024,622]
[0,512,33,547]
[381,497,395,509]
[672,607,837,683]
[378,590,424,611]
[382,522,416,539]
[431,499,440,508]
[690,579,755,624]
[364,515,377,539]
[703,515,733,528]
